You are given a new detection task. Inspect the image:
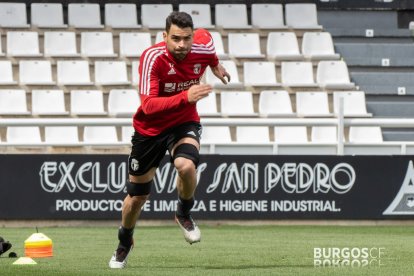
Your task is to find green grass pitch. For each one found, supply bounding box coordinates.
[0,224,413,275]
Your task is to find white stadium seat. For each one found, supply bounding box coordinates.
[274,126,308,143]
[220,91,257,117]
[81,32,116,57]
[285,3,322,29]
[0,3,29,28]
[105,3,140,29]
[0,61,17,85]
[251,4,286,29]
[267,32,302,60]
[108,89,140,117]
[32,90,68,115]
[333,91,372,117]
[141,4,173,29]
[215,4,251,29]
[131,61,140,86]
[57,60,93,85]
[7,127,42,144]
[296,91,332,117]
[205,60,243,88]
[0,89,29,115]
[201,126,232,143]
[302,32,340,60]
[44,32,79,57]
[83,126,119,144]
[7,31,42,57]
[68,3,104,28]
[243,62,279,87]
[31,3,67,28]
[119,32,151,57]
[349,126,383,143]
[236,126,270,143]
[70,90,107,116]
[228,33,265,58]
[316,61,355,89]
[281,62,317,87]
[179,4,214,28]
[197,92,220,117]
[19,60,55,85]
[210,32,227,59]
[94,61,130,85]
[311,126,338,143]
[45,127,79,144]
[258,90,294,117]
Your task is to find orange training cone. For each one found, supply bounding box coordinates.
[24,233,53,258]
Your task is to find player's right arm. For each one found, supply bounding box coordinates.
[138,49,211,115]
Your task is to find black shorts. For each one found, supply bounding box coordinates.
[128,122,202,176]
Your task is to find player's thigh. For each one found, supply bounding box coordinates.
[128,131,167,179]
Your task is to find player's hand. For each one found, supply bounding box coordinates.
[187,84,213,104]
[211,63,231,85]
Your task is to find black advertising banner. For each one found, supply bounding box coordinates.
[0,154,414,220]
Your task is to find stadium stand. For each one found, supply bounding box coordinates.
[0,1,414,153]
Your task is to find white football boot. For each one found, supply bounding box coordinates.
[175,214,201,244]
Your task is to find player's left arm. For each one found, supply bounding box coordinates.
[210,63,231,85]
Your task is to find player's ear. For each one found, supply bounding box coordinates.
[163,31,167,42]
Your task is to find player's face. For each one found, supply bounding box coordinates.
[164,24,193,61]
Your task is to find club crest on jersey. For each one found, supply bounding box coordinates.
[168,63,176,75]
[193,63,201,74]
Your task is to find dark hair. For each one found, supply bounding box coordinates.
[165,11,194,32]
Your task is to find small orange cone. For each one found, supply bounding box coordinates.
[24,233,53,258]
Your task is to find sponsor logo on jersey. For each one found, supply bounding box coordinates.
[164,83,176,93]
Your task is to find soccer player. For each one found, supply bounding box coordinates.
[109,11,230,269]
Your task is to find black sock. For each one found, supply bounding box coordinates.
[176,197,195,217]
[118,226,134,248]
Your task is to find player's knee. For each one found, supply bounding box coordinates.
[173,143,199,168]
[174,157,195,178]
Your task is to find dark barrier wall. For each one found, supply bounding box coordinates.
[1,154,413,220]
